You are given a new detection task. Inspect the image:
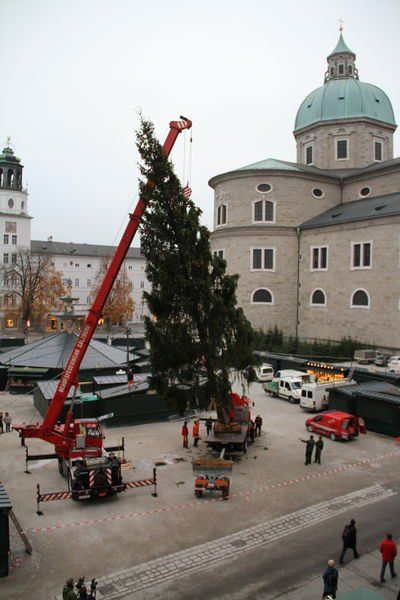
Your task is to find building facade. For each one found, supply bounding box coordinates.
[210,34,400,350]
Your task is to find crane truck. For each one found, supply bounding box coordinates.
[14,118,192,501]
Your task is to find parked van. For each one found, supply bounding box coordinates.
[354,349,377,364]
[300,379,356,412]
[263,375,304,403]
[255,363,274,382]
[305,410,359,441]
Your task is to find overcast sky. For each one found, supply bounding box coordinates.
[1,0,399,246]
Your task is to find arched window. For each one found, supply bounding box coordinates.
[7,169,13,187]
[0,169,3,187]
[351,289,370,308]
[253,199,275,223]
[217,204,227,226]
[251,288,273,304]
[311,289,326,306]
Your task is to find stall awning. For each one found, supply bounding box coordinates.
[8,367,50,378]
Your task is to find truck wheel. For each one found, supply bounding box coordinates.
[289,396,295,404]
[306,425,313,433]
[330,433,336,441]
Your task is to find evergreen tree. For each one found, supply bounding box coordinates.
[137,119,257,422]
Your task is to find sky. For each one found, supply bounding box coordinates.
[1,0,400,247]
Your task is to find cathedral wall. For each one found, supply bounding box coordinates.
[298,218,400,349]
[342,169,400,203]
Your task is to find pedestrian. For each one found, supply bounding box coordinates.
[0,411,3,434]
[322,559,338,599]
[379,532,397,583]
[181,421,189,449]
[255,414,262,436]
[314,435,324,464]
[339,519,359,564]
[63,578,77,600]
[4,412,11,433]
[299,435,315,465]
[205,416,213,436]
[192,419,200,447]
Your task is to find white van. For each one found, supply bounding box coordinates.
[300,379,356,411]
[255,363,274,382]
[354,349,377,364]
[263,375,304,403]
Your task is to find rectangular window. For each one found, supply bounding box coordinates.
[140,281,144,288]
[252,248,275,270]
[62,279,68,286]
[306,145,313,165]
[3,235,9,245]
[87,279,91,287]
[75,278,79,287]
[348,65,353,74]
[75,263,79,267]
[3,253,9,264]
[11,235,17,245]
[87,263,91,268]
[311,246,328,270]
[374,141,382,161]
[11,254,17,264]
[338,64,344,75]
[337,140,348,159]
[352,242,372,268]
[217,204,227,226]
[213,250,224,259]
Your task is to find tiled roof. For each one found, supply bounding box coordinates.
[31,239,143,259]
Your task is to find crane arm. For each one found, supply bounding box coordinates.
[20,118,192,438]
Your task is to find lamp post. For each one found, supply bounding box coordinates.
[126,326,132,383]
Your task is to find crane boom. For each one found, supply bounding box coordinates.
[17,118,192,444]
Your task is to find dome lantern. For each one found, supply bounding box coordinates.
[324,33,358,83]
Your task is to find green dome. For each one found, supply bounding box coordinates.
[294,78,396,132]
[0,146,21,164]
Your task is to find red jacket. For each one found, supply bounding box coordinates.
[380,538,397,561]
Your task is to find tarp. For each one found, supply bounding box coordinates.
[338,589,386,599]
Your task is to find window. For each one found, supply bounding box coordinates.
[3,253,8,264]
[253,199,274,223]
[374,141,382,161]
[338,64,344,75]
[8,198,14,209]
[336,140,348,160]
[348,65,353,75]
[352,242,372,268]
[312,188,324,199]
[217,204,227,226]
[62,279,68,286]
[11,254,17,264]
[213,250,224,259]
[311,289,327,306]
[75,279,79,287]
[87,297,91,304]
[351,289,370,308]
[21,201,24,210]
[140,281,144,288]
[330,66,334,76]
[359,186,371,198]
[311,246,328,270]
[87,263,92,268]
[252,248,275,271]
[3,235,8,245]
[87,279,91,287]
[75,263,80,267]
[257,183,272,193]
[11,235,17,245]
[128,265,132,270]
[251,288,273,304]
[305,145,313,165]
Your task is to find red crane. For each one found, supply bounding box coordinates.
[14,118,192,500]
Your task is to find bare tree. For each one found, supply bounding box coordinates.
[91,258,135,329]
[1,248,64,332]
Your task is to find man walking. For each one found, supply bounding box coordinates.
[339,519,359,564]
[255,414,262,437]
[300,435,315,465]
[379,532,397,582]
[314,435,324,464]
[322,559,338,599]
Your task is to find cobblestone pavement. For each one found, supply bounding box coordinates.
[82,484,395,600]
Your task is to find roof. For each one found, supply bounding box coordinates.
[93,373,150,385]
[0,331,137,369]
[336,380,400,405]
[31,239,143,260]
[0,146,21,164]
[98,380,150,398]
[300,192,400,230]
[295,78,396,132]
[328,33,355,58]
[37,380,82,400]
[238,158,301,172]
[0,482,12,510]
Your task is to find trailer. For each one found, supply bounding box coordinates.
[192,457,233,500]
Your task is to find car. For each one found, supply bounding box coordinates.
[305,410,359,441]
[374,354,389,367]
[388,355,400,373]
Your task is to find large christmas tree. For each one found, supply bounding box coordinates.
[138,119,257,422]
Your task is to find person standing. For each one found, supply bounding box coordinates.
[62,578,77,600]
[322,559,338,599]
[379,532,397,582]
[181,421,189,448]
[0,412,3,434]
[205,416,213,436]
[339,519,359,564]
[192,419,200,447]
[4,412,11,432]
[255,414,262,437]
[314,435,324,464]
[300,435,315,465]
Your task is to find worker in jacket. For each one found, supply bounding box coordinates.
[181,421,189,448]
[299,435,315,465]
[205,417,213,436]
[192,419,200,447]
[379,533,397,582]
[255,415,262,437]
[314,436,324,464]
[63,578,77,600]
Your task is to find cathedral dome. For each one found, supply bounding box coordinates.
[294,78,396,132]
